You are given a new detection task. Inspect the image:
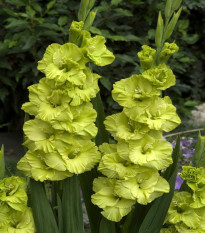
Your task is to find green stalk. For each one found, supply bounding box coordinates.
[79,171,102,233]
[92,92,109,146]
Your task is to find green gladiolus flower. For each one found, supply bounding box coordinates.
[165,191,203,229]
[175,222,205,233]
[37,90,72,122]
[0,177,27,212]
[23,119,56,153]
[160,225,178,233]
[19,133,100,180]
[81,30,115,66]
[51,102,97,138]
[98,143,139,179]
[38,43,88,84]
[0,207,35,233]
[160,42,179,63]
[114,167,169,205]
[22,77,66,117]
[55,136,101,174]
[31,67,100,107]
[124,96,181,132]
[104,112,150,141]
[180,166,205,208]
[180,166,205,191]
[137,45,156,70]
[142,64,176,90]
[91,177,135,222]
[69,21,84,44]
[17,150,73,182]
[66,68,101,106]
[191,190,205,208]
[116,134,173,170]
[112,74,161,108]
[22,77,72,121]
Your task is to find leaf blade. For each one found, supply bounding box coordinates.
[30,179,59,233]
[62,175,84,233]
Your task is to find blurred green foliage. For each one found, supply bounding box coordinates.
[0,0,79,129]
[0,0,205,130]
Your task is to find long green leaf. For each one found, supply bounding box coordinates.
[123,203,151,233]
[137,137,181,233]
[92,92,109,146]
[79,171,102,233]
[62,175,84,233]
[99,217,115,233]
[57,194,64,233]
[155,11,164,48]
[30,179,59,233]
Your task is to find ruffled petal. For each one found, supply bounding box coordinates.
[124,96,181,132]
[137,45,156,70]
[38,43,61,72]
[91,177,135,222]
[81,32,115,66]
[99,143,139,179]
[142,64,176,90]
[23,119,55,153]
[66,68,100,106]
[56,138,101,174]
[104,112,150,141]
[112,75,160,107]
[127,135,173,170]
[17,150,73,182]
[115,167,169,204]
[0,207,35,233]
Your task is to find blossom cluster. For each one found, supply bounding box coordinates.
[0,176,35,232]
[91,43,181,222]
[161,166,205,232]
[17,21,115,181]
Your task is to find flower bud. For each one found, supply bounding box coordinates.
[159,42,179,63]
[155,11,164,48]
[137,45,156,70]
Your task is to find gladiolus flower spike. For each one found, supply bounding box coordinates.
[17,21,115,181]
[91,43,181,222]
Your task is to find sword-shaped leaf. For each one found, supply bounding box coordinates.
[62,175,84,233]
[30,179,59,233]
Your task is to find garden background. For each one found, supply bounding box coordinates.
[0,0,205,162]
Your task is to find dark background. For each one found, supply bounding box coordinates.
[0,0,205,132]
